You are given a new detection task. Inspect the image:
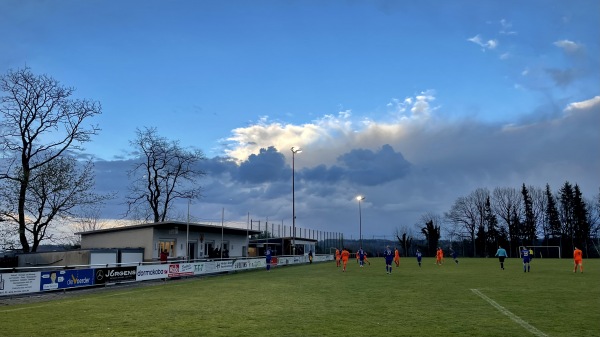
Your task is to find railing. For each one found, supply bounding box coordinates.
[0,254,333,297]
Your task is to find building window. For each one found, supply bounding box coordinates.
[159,240,176,257]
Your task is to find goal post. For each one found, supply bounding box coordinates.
[518,246,561,259]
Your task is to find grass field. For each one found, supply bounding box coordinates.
[1,257,598,337]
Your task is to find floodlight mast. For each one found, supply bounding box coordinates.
[356,195,365,249]
[291,147,302,255]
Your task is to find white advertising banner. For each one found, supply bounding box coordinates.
[233,258,264,271]
[136,264,169,281]
[0,272,41,296]
[167,263,194,277]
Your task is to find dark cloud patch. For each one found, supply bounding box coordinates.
[300,164,345,184]
[546,68,577,87]
[237,146,287,183]
[201,156,238,177]
[337,144,411,186]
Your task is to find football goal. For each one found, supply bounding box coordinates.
[519,246,561,259]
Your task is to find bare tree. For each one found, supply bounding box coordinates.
[126,127,206,222]
[492,187,522,255]
[445,188,489,257]
[394,225,413,257]
[72,205,106,233]
[0,67,101,252]
[1,156,108,251]
[529,185,547,241]
[0,221,18,251]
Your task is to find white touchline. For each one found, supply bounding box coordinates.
[470,289,548,337]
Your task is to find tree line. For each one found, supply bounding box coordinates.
[397,183,599,259]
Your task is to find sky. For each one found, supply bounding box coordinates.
[1,0,599,241]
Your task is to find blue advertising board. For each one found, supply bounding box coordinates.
[40,269,94,291]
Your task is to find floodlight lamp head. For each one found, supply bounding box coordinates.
[291,146,302,154]
[356,195,365,201]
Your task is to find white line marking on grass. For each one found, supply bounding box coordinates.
[470,289,548,337]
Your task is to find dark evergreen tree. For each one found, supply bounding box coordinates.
[508,207,521,255]
[559,181,575,252]
[521,183,537,246]
[475,224,486,257]
[572,184,590,253]
[421,220,440,256]
[485,196,500,256]
[545,184,561,245]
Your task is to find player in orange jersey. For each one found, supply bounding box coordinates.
[394,247,400,267]
[573,246,583,273]
[363,251,370,266]
[335,248,341,267]
[340,248,350,272]
[436,247,443,266]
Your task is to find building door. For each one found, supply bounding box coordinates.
[205,241,215,258]
[187,241,197,261]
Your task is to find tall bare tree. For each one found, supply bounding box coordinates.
[492,187,522,255]
[394,225,413,257]
[445,188,489,256]
[126,127,206,222]
[0,67,101,252]
[528,185,546,241]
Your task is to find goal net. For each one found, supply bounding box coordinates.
[518,246,561,259]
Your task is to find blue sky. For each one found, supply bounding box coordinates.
[1,0,599,240]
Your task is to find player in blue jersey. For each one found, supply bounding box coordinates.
[265,247,272,272]
[358,247,366,267]
[384,245,394,274]
[416,249,422,267]
[521,246,531,272]
[450,248,459,264]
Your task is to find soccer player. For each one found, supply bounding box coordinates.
[363,251,371,265]
[358,247,366,267]
[394,247,400,267]
[340,248,350,272]
[521,246,531,272]
[335,248,341,267]
[495,245,508,270]
[450,248,459,265]
[573,246,583,273]
[384,245,394,274]
[416,249,422,267]
[265,247,272,272]
[436,247,443,266]
[529,248,534,261]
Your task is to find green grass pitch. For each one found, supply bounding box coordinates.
[1,257,598,336]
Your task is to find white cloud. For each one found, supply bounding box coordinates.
[554,39,583,54]
[564,95,600,113]
[468,34,498,51]
[499,19,517,35]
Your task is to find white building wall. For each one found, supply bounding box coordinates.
[81,228,154,261]
[203,233,249,257]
